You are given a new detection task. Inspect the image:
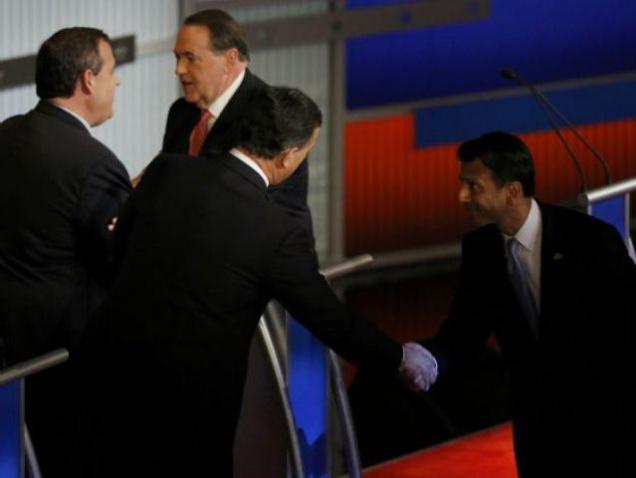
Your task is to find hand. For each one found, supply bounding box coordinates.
[131,168,145,188]
[399,342,438,393]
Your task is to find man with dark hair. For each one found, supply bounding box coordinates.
[74,86,436,477]
[162,9,313,236]
[419,131,635,477]
[0,27,131,476]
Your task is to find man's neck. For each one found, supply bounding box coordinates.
[48,97,92,126]
[232,147,271,186]
[203,65,246,114]
[498,197,533,236]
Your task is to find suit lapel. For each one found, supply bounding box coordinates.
[203,70,263,154]
[490,228,526,320]
[208,70,253,135]
[178,104,200,153]
[485,225,539,339]
[488,226,508,274]
[162,100,199,154]
[538,203,563,325]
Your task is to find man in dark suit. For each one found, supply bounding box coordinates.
[162,9,312,234]
[0,28,131,476]
[421,132,635,477]
[74,87,436,477]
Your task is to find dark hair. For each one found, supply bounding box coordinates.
[184,9,250,62]
[457,131,536,196]
[236,86,322,159]
[36,27,111,99]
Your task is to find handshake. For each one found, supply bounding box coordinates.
[398,342,439,393]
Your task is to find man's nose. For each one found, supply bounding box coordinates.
[458,184,470,203]
[175,58,186,76]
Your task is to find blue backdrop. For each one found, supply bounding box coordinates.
[346,0,636,109]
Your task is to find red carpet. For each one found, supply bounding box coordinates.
[363,423,518,478]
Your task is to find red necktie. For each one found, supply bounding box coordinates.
[188,110,213,156]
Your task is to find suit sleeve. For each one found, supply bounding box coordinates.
[427,236,499,374]
[162,99,193,154]
[76,153,132,285]
[265,224,402,374]
[110,154,173,276]
[592,222,636,288]
[161,101,178,153]
[589,222,636,353]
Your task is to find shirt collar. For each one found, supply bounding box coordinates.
[208,69,245,119]
[53,104,92,133]
[229,147,269,187]
[504,198,541,251]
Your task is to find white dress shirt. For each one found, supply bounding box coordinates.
[229,147,269,187]
[503,198,542,312]
[202,69,246,134]
[54,104,92,133]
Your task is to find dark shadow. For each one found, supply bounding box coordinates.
[348,342,510,467]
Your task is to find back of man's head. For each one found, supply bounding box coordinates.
[236,86,322,159]
[184,9,250,61]
[458,131,536,196]
[36,27,111,100]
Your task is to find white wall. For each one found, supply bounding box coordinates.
[214,0,332,256]
[0,0,180,177]
[0,0,334,256]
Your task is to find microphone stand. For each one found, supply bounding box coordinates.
[501,68,614,190]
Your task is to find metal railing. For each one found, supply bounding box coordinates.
[0,349,69,478]
[0,349,69,386]
[255,254,374,478]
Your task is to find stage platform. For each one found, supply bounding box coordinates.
[363,422,517,478]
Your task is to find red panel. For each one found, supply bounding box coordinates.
[345,115,468,255]
[345,117,636,256]
[364,423,516,478]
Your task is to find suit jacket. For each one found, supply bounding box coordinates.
[74,153,402,478]
[0,101,131,364]
[429,202,635,478]
[161,69,313,237]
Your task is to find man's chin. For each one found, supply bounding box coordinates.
[467,212,493,227]
[184,95,208,110]
[91,111,112,128]
[182,90,199,104]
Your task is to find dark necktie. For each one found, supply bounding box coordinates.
[507,237,539,336]
[188,110,213,156]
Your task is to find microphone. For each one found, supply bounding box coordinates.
[501,68,613,188]
[501,68,588,192]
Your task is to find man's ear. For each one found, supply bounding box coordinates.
[223,48,239,72]
[79,69,95,95]
[506,181,523,205]
[278,147,297,169]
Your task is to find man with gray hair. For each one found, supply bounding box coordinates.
[162,9,314,237]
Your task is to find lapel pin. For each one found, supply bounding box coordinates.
[553,252,564,260]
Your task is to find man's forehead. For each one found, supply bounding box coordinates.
[175,25,212,51]
[98,40,115,63]
[460,158,493,180]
